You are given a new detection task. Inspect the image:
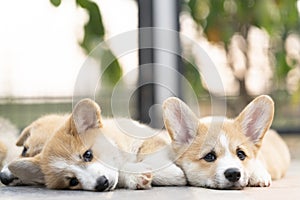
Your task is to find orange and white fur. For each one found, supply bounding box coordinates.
[7,99,186,191]
[0,114,67,185]
[162,95,290,189]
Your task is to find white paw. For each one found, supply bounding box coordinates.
[248,169,271,187]
[126,172,153,190]
[120,162,153,190]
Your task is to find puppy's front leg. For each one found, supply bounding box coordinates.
[118,162,153,190]
[150,163,187,186]
[141,150,187,186]
[248,159,271,187]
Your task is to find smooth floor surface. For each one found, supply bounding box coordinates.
[0,160,299,200]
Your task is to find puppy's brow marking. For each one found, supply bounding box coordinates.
[219,134,229,149]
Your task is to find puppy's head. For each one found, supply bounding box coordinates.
[9,99,118,191]
[163,95,274,189]
[16,114,67,157]
[0,114,66,186]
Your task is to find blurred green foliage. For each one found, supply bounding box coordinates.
[76,0,105,52]
[183,56,208,98]
[50,0,300,102]
[184,0,300,102]
[187,0,299,43]
[50,0,122,87]
[50,0,61,7]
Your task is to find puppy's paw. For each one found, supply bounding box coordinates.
[248,169,271,187]
[126,172,153,190]
[136,172,153,189]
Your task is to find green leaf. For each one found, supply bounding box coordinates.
[76,0,105,52]
[291,85,300,104]
[275,51,292,80]
[75,0,122,85]
[50,0,61,7]
[50,0,122,86]
[183,58,207,98]
[101,49,122,86]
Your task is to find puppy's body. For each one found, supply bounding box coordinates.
[0,114,67,185]
[8,99,186,191]
[258,129,290,180]
[163,95,290,189]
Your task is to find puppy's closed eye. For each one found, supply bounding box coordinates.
[69,177,79,187]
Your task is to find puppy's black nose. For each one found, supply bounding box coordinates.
[224,168,241,182]
[95,176,109,191]
[0,172,14,185]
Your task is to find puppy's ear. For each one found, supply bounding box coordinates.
[235,95,274,148]
[16,125,31,146]
[163,97,199,145]
[71,98,103,134]
[8,155,44,185]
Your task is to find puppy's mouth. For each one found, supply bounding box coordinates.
[215,182,245,190]
[106,180,117,191]
[223,184,244,190]
[205,181,245,190]
[109,174,119,191]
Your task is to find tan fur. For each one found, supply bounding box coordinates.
[137,131,170,161]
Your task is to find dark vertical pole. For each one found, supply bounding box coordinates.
[152,0,182,128]
[137,0,182,128]
[137,0,154,124]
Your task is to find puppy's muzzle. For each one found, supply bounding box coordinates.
[0,172,15,185]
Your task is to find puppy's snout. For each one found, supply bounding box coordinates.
[224,168,241,182]
[95,176,109,191]
[0,172,14,185]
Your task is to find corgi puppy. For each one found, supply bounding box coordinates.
[0,114,67,186]
[162,95,290,189]
[7,99,186,191]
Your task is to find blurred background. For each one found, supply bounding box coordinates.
[0,0,299,138]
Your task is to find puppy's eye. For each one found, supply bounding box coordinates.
[83,149,93,162]
[21,147,28,157]
[237,149,246,161]
[69,177,79,187]
[203,151,217,162]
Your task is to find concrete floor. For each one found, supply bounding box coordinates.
[0,160,299,200]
